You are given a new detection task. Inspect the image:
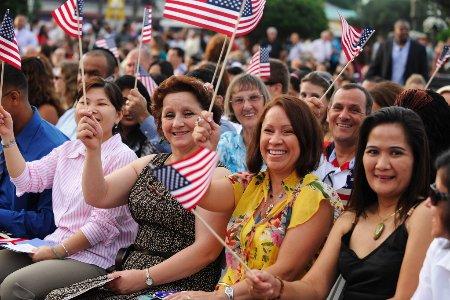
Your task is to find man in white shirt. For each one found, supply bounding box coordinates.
[14,15,38,54]
[311,30,333,65]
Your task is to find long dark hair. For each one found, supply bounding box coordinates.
[348,107,430,220]
[246,95,323,177]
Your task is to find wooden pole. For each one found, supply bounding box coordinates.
[208,0,248,112]
[211,36,228,85]
[0,62,4,106]
[318,59,352,103]
[134,9,147,89]
[76,3,86,103]
[425,67,440,89]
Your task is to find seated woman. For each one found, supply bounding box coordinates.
[299,71,334,143]
[218,73,271,173]
[46,76,229,299]
[115,75,158,157]
[169,95,343,299]
[0,77,138,299]
[246,106,433,300]
[413,149,450,299]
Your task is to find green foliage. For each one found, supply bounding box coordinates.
[0,1,28,17]
[437,28,450,42]
[249,0,328,42]
[328,0,360,10]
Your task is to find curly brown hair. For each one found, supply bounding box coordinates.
[152,75,222,137]
[22,56,63,116]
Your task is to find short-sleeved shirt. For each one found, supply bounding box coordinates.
[219,170,343,285]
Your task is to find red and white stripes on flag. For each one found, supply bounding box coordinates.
[52,0,84,38]
[153,148,219,211]
[339,14,362,61]
[163,0,266,37]
[137,66,158,97]
[0,9,21,69]
[247,46,270,78]
[141,6,152,44]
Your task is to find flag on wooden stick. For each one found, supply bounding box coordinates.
[163,0,266,37]
[436,45,450,69]
[141,6,152,44]
[247,46,270,78]
[94,37,119,58]
[340,14,374,61]
[52,0,84,38]
[153,148,219,211]
[0,9,21,69]
[137,66,158,97]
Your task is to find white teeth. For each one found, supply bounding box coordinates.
[268,149,287,155]
[337,123,351,128]
[173,131,188,136]
[243,113,255,117]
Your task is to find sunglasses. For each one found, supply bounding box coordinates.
[429,183,449,206]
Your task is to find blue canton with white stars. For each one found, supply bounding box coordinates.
[260,47,270,63]
[0,10,15,41]
[75,0,85,17]
[207,0,253,17]
[355,28,375,48]
[144,9,151,25]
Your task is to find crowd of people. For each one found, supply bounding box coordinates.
[0,12,449,300]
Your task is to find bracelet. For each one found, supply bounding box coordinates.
[61,242,70,257]
[1,138,16,149]
[51,247,64,259]
[273,276,284,300]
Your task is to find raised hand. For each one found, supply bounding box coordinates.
[0,105,15,141]
[303,96,326,120]
[192,111,220,151]
[77,109,103,151]
[124,88,150,124]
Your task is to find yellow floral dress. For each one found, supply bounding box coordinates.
[219,170,343,286]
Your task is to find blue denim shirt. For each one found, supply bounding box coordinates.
[217,131,247,173]
[0,108,68,238]
[140,115,171,153]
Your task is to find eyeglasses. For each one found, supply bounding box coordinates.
[429,183,449,206]
[231,94,262,105]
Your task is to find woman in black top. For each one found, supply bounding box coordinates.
[246,107,433,299]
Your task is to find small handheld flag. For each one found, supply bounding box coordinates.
[247,46,270,78]
[153,148,219,211]
[0,9,21,70]
[163,0,266,37]
[137,66,158,97]
[436,45,450,69]
[94,37,119,58]
[52,0,84,38]
[340,14,374,61]
[141,6,152,44]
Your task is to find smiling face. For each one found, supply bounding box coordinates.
[427,169,449,238]
[260,106,300,179]
[327,88,367,147]
[230,86,265,130]
[75,87,122,141]
[363,123,414,202]
[161,91,202,154]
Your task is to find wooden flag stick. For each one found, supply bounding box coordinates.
[208,0,248,112]
[0,61,4,106]
[134,10,147,89]
[76,3,86,103]
[318,59,352,103]
[192,208,252,273]
[211,36,228,85]
[425,66,440,89]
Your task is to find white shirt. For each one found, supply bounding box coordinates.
[311,38,332,63]
[56,107,77,140]
[413,237,450,300]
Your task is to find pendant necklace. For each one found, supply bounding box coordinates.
[373,207,402,240]
[264,187,285,217]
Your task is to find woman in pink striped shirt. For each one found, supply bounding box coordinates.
[0,77,138,299]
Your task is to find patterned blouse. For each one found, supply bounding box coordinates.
[219,170,343,286]
[217,131,247,173]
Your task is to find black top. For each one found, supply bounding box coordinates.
[338,221,408,300]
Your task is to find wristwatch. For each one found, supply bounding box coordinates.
[145,268,154,287]
[224,286,234,300]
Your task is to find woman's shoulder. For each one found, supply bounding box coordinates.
[333,211,357,234]
[301,173,344,213]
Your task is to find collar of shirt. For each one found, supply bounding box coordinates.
[66,134,123,160]
[324,142,355,171]
[393,38,411,50]
[16,107,43,154]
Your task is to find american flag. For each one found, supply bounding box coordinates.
[141,6,152,44]
[436,45,450,68]
[137,66,158,97]
[0,9,21,69]
[247,46,270,78]
[0,236,28,245]
[163,0,266,37]
[153,147,219,211]
[340,14,374,61]
[94,37,119,58]
[52,0,84,38]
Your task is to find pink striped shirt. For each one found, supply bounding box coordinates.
[12,134,138,269]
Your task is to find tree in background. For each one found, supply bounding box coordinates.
[0,1,28,18]
[249,0,328,42]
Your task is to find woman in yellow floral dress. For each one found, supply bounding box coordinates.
[168,95,343,300]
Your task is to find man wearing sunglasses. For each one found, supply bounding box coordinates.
[0,64,68,239]
[262,59,289,99]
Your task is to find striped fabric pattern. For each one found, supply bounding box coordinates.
[0,9,21,69]
[11,134,138,269]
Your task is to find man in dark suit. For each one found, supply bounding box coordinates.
[367,20,428,85]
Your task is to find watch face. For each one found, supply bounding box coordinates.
[146,276,153,286]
